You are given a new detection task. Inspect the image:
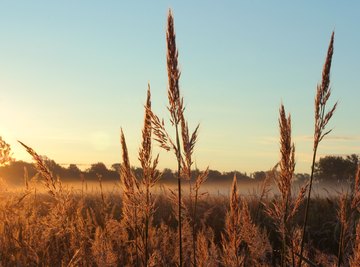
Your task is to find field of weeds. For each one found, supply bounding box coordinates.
[0,182,358,266]
[1,9,360,267]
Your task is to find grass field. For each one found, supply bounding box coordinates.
[0,181,358,266]
[1,9,359,267]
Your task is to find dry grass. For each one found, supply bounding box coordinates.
[148,9,205,267]
[299,31,337,266]
[265,105,308,267]
[221,175,271,266]
[0,179,359,266]
[1,9,360,267]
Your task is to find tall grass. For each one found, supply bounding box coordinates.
[221,175,271,266]
[1,9,360,267]
[336,164,360,266]
[299,31,337,266]
[265,105,308,266]
[119,85,162,266]
[148,9,204,267]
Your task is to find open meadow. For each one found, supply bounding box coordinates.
[1,6,360,267]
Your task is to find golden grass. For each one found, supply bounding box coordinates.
[299,31,337,266]
[265,105,308,267]
[1,9,359,267]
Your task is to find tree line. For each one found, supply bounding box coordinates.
[0,154,358,186]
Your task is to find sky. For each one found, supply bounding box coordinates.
[0,1,359,174]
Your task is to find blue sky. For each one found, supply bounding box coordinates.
[0,1,359,173]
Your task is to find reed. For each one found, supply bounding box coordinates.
[138,84,161,266]
[350,220,360,266]
[221,175,271,266]
[165,10,184,266]
[336,164,360,266]
[299,31,337,266]
[2,9,359,267]
[18,141,59,197]
[266,104,307,266]
[221,175,243,266]
[148,9,203,266]
[119,129,140,265]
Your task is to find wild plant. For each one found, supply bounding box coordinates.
[148,9,205,266]
[18,141,60,197]
[350,219,360,266]
[119,129,140,265]
[266,105,307,266]
[299,31,337,265]
[138,85,161,266]
[119,85,161,266]
[336,164,360,266]
[221,175,271,266]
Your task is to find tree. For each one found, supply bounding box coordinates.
[111,163,121,173]
[253,171,267,181]
[314,154,359,183]
[67,164,81,177]
[161,168,174,183]
[43,157,64,176]
[0,160,35,185]
[86,162,118,181]
[295,173,310,184]
[87,162,108,175]
[0,136,12,166]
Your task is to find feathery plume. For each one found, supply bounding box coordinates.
[18,141,57,196]
[299,32,337,266]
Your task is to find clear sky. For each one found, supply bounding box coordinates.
[0,1,359,174]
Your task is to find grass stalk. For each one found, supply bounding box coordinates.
[299,31,337,266]
[175,124,183,266]
[139,84,160,266]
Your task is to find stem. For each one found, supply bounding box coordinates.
[337,194,348,267]
[291,242,296,267]
[81,178,84,199]
[298,145,318,266]
[337,221,344,267]
[175,123,183,267]
[134,206,139,267]
[282,197,289,267]
[234,215,239,267]
[145,184,149,266]
[193,186,198,267]
[279,190,290,267]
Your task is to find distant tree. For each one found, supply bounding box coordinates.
[158,168,175,183]
[207,169,222,182]
[86,162,119,181]
[191,168,200,181]
[87,162,108,174]
[346,154,359,168]
[235,171,251,181]
[0,136,12,166]
[314,154,359,183]
[0,161,35,185]
[111,163,121,173]
[295,173,310,184]
[253,171,266,181]
[221,171,251,182]
[67,164,81,178]
[42,156,65,177]
[132,167,143,180]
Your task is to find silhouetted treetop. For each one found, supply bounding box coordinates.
[314,154,359,183]
[2,154,358,186]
